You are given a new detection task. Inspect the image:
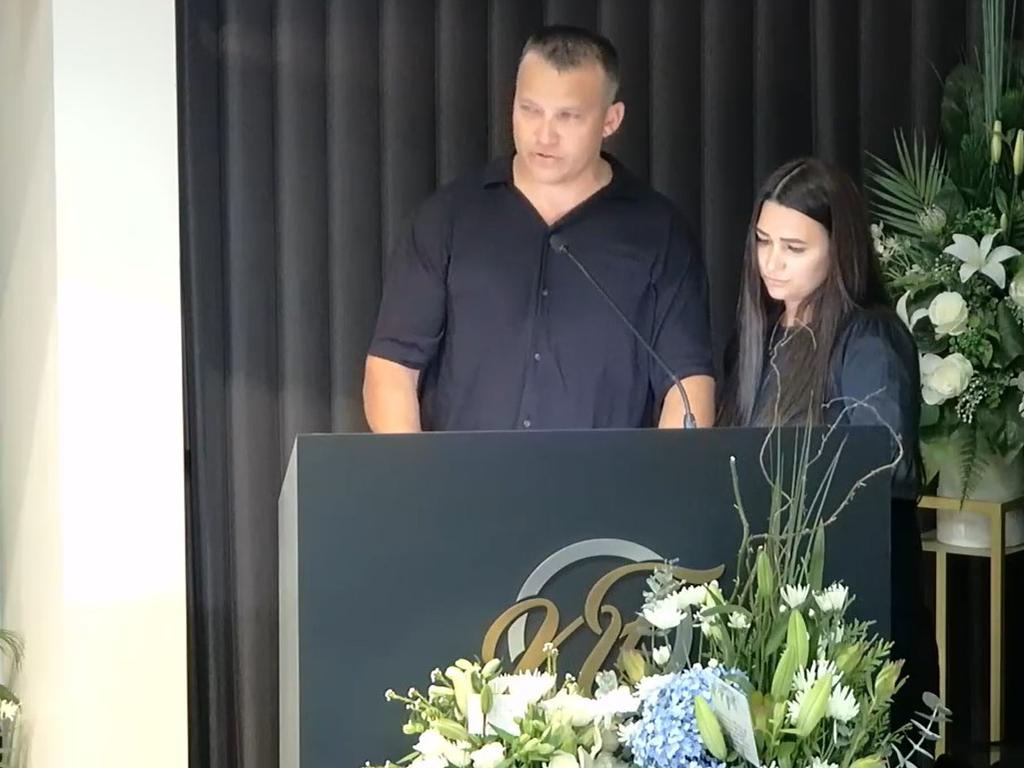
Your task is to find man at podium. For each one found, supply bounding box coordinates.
[363,26,714,432]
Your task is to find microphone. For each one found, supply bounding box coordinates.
[548,234,698,429]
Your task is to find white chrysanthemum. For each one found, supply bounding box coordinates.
[698,612,720,637]
[635,673,673,703]
[592,686,639,725]
[0,700,19,721]
[827,683,860,723]
[780,584,809,610]
[786,687,809,725]
[793,659,840,694]
[642,597,684,630]
[490,670,556,703]
[727,612,751,630]
[672,584,708,610]
[813,583,849,613]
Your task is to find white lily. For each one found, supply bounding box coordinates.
[943,232,1020,288]
[490,671,556,704]
[896,291,928,331]
[469,743,505,768]
[542,690,598,727]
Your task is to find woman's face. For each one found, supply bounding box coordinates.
[755,200,832,321]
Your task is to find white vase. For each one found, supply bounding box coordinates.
[936,450,1024,549]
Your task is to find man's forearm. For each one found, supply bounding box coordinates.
[658,375,715,428]
[363,356,423,433]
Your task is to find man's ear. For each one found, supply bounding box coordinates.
[603,101,625,138]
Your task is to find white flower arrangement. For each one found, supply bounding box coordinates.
[867,0,1024,492]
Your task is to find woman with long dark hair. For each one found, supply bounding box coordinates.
[717,157,938,727]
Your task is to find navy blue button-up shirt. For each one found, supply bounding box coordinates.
[369,153,713,431]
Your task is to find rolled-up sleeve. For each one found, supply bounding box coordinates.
[649,212,714,401]
[368,195,450,370]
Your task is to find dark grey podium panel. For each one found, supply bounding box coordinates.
[279,427,891,768]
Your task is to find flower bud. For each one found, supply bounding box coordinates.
[770,645,798,701]
[917,205,947,237]
[793,674,832,737]
[836,643,864,675]
[480,684,493,715]
[694,696,728,760]
[993,120,1004,165]
[434,719,471,742]
[621,649,646,684]
[481,658,502,678]
[1002,212,1010,234]
[445,668,471,715]
[873,660,904,704]
[786,609,810,668]
[1010,269,1024,308]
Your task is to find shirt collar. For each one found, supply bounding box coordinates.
[482,151,640,200]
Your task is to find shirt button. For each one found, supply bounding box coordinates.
[522,419,532,428]
[533,352,541,361]
[541,288,549,297]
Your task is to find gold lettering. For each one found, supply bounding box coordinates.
[482,562,724,691]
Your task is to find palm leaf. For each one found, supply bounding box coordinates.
[867,132,948,237]
[0,632,22,670]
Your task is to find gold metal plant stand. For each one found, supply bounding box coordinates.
[919,493,1024,763]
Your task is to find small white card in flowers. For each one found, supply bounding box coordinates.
[710,678,759,766]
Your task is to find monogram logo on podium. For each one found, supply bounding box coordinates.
[482,538,724,691]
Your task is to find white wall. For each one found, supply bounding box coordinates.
[0,1,187,765]
[0,1,62,764]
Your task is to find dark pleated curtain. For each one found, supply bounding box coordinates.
[176,2,988,767]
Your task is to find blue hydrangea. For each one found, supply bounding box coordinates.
[623,665,735,768]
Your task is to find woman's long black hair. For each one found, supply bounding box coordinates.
[718,158,891,426]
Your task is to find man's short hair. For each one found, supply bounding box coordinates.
[519,25,620,102]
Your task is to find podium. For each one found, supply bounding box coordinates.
[279,427,892,768]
